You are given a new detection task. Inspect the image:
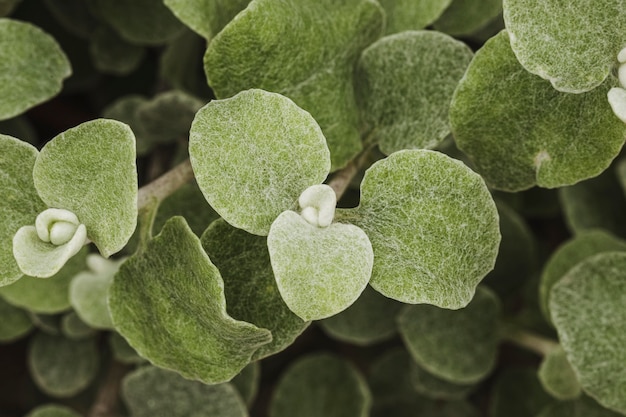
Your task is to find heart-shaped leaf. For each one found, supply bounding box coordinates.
[268,210,373,321]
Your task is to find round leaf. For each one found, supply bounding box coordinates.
[61,312,95,340]
[189,89,330,236]
[378,0,452,34]
[450,31,626,192]
[231,362,260,407]
[26,404,82,417]
[538,347,582,400]
[108,332,145,365]
[33,119,137,257]
[409,360,475,400]
[0,296,32,342]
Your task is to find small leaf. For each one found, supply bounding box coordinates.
[61,312,96,340]
[43,0,99,39]
[33,119,137,257]
[538,395,624,417]
[378,0,452,34]
[398,286,501,384]
[550,252,626,414]
[409,360,475,400]
[160,30,210,97]
[341,149,500,308]
[89,25,146,75]
[26,404,82,417]
[450,31,626,191]
[367,348,416,405]
[109,216,272,384]
[356,30,473,155]
[164,0,250,40]
[189,89,330,236]
[108,332,145,365]
[538,347,582,401]
[231,362,260,407]
[434,0,502,36]
[122,366,248,417]
[270,353,371,417]
[0,296,32,342]
[0,19,71,120]
[155,183,219,237]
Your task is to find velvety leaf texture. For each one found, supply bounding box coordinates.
[0,296,32,342]
[0,19,71,120]
[204,0,384,169]
[189,89,330,236]
[342,149,500,308]
[201,219,309,360]
[450,31,626,192]
[434,0,502,36]
[356,30,473,155]
[33,119,137,257]
[164,0,250,39]
[550,252,626,414]
[503,0,626,93]
[378,0,452,34]
[26,404,82,417]
[109,216,272,384]
[538,347,582,400]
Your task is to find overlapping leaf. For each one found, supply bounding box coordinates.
[538,396,624,417]
[26,405,82,417]
[434,0,502,36]
[0,296,32,342]
[164,0,250,40]
[490,369,553,417]
[378,0,451,34]
[538,347,582,400]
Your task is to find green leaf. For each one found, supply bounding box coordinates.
[164,0,250,40]
[398,286,501,384]
[61,312,96,340]
[538,396,624,417]
[0,19,71,120]
[0,247,87,314]
[550,252,626,414]
[26,404,82,417]
[108,332,145,365]
[368,348,416,406]
[538,347,582,401]
[341,149,500,308]
[92,0,185,45]
[101,95,153,155]
[122,366,248,417]
[43,0,99,39]
[0,296,32,342]
[450,31,626,192]
[33,119,137,257]
[189,89,330,236]
[490,369,553,417]
[356,30,473,155]
[0,135,46,286]
[28,332,99,398]
[160,30,211,97]
[503,0,626,93]
[89,25,146,75]
[539,230,626,324]
[155,183,219,237]
[270,353,371,417]
[319,285,403,345]
[231,362,260,407]
[378,0,452,34]
[204,0,384,170]
[409,360,475,400]
[434,0,502,36]
[201,219,309,360]
[268,210,372,321]
[109,216,272,384]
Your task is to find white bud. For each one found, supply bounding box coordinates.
[298,184,337,227]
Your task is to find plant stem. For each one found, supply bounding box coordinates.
[502,325,560,357]
[137,159,194,210]
[328,145,375,200]
[88,361,130,417]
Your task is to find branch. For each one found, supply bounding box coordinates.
[327,147,374,200]
[88,361,130,417]
[502,325,560,357]
[137,159,194,210]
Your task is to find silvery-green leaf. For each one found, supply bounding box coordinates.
[550,252,626,414]
[270,353,371,417]
[378,0,452,34]
[538,396,624,417]
[201,219,309,360]
[434,0,502,36]
[92,0,185,45]
[108,332,145,365]
[503,0,626,93]
[189,89,330,236]
[28,332,99,397]
[341,149,499,308]
[61,312,95,340]
[356,31,473,155]
[0,135,45,286]
[0,19,71,120]
[101,95,152,154]
[122,366,248,417]
[539,230,626,324]
[319,286,402,346]
[33,119,137,257]
[398,286,501,384]
[268,210,372,321]
[490,369,553,417]
[409,360,475,400]
[0,247,87,314]
[26,404,82,417]
[231,362,260,407]
[164,0,250,39]
[538,347,582,401]
[109,216,272,384]
[450,31,626,192]
[0,296,32,342]
[204,0,384,169]
[155,183,219,237]
[89,25,146,75]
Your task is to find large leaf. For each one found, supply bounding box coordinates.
[450,31,626,192]
[340,150,500,308]
[378,0,452,34]
[109,216,271,384]
[204,0,384,169]
[164,0,250,40]
[33,119,137,257]
[0,19,71,120]
[189,89,330,236]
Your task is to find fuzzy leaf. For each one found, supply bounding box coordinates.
[26,405,82,417]
[503,0,626,93]
[0,135,46,286]
[201,219,309,360]
[378,0,452,34]
[270,353,371,417]
[398,286,501,384]
[204,0,384,169]
[189,89,330,236]
[164,0,250,39]
[341,150,500,308]
[434,0,502,36]
[0,19,71,120]
[33,119,137,258]
[550,252,626,414]
[450,31,626,192]
[356,31,473,155]
[268,210,373,321]
[109,216,272,384]
[0,297,32,342]
[538,347,582,400]
[122,366,248,417]
[231,362,260,407]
